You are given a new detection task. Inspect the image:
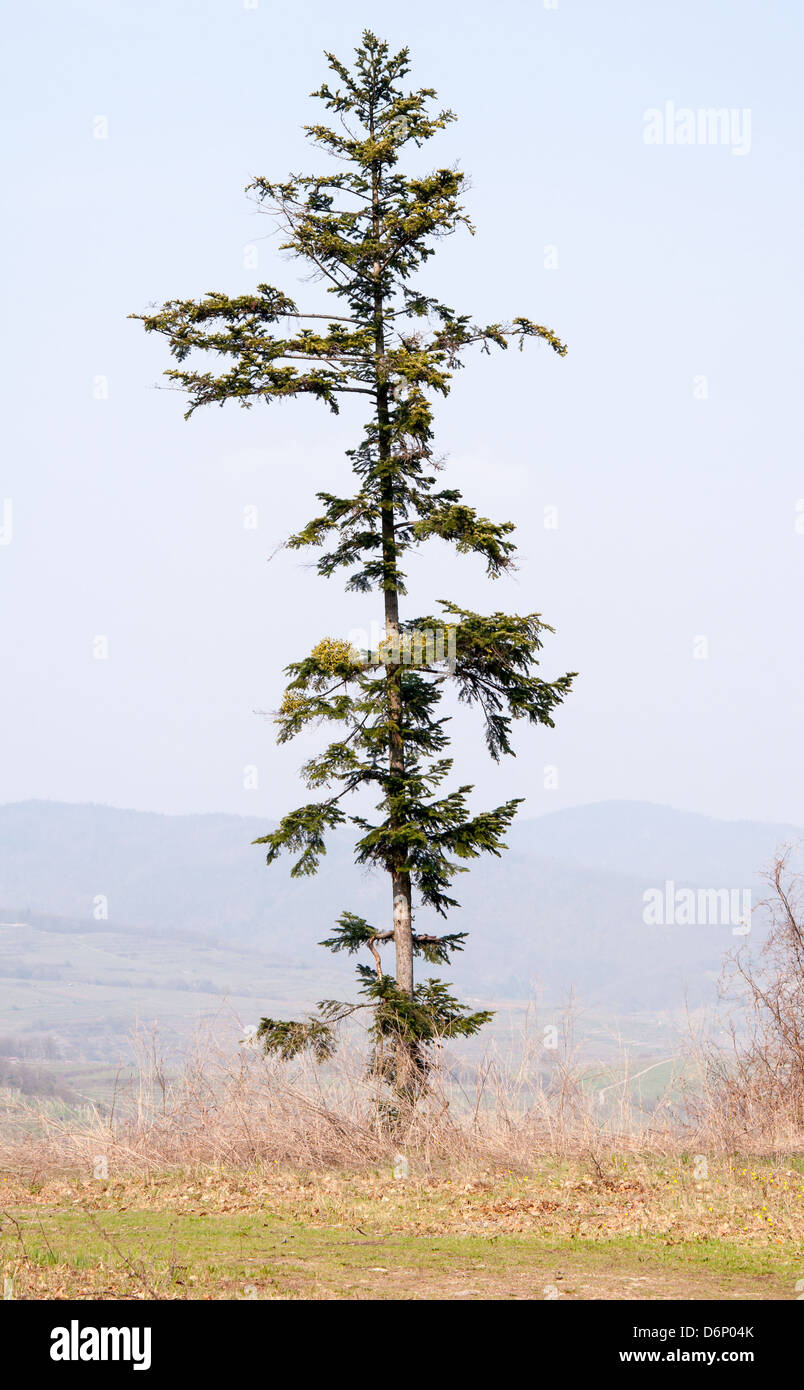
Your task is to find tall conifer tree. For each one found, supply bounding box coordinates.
[133,32,574,1090]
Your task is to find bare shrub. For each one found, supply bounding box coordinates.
[0,1011,681,1181]
[690,850,804,1151]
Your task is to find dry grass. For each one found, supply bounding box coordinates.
[1,1016,802,1187]
[0,1026,678,1182]
[5,861,804,1298]
[2,1156,803,1301]
[5,1153,804,1242]
[2,1026,803,1300]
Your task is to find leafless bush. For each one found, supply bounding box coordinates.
[0,1009,680,1180]
[690,850,804,1151]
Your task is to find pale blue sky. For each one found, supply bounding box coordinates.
[2,0,803,823]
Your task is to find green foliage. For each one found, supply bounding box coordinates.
[134,31,574,1094]
[320,910,468,965]
[358,971,494,1086]
[255,1016,336,1063]
[316,962,493,1088]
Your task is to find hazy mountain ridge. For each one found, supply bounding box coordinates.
[0,798,798,1016]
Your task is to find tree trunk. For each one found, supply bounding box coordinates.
[379,470,413,998]
[370,113,415,1005]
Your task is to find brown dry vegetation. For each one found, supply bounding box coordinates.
[1,1035,803,1301]
[2,1150,803,1300]
[3,858,804,1299]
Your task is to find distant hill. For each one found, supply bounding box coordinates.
[0,798,799,1019]
[0,905,348,1062]
[512,801,802,886]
